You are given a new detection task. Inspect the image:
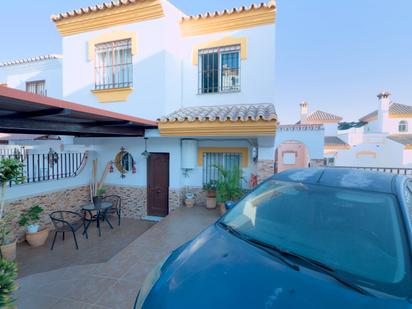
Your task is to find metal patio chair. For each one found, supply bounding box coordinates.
[49,211,88,250]
[102,195,122,226]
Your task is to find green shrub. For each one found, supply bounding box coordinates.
[0,259,17,308]
[215,165,245,204]
[18,205,43,228]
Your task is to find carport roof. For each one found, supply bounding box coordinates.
[0,86,157,137]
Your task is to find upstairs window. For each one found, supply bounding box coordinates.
[198,45,240,94]
[26,80,46,96]
[95,39,133,90]
[399,121,408,132]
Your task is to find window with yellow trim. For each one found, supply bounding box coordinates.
[198,45,240,94]
[95,39,133,90]
[202,152,241,185]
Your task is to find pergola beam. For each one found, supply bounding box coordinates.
[0,118,144,137]
[2,108,72,119]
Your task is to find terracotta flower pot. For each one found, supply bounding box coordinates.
[218,203,226,215]
[206,197,217,209]
[184,199,195,208]
[26,228,49,247]
[207,190,216,198]
[0,241,16,261]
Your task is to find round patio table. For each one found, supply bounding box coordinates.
[82,202,113,237]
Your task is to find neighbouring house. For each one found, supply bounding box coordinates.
[274,101,348,171]
[0,0,277,224]
[336,92,412,168]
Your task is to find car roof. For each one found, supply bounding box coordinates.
[271,168,402,194]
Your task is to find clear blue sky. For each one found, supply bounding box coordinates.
[0,0,411,123]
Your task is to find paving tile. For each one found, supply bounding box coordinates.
[15,207,219,309]
[94,279,139,309]
[47,298,93,309]
[15,290,60,309]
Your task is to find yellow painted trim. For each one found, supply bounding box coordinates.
[404,145,412,150]
[192,36,247,65]
[356,151,377,159]
[91,87,133,103]
[54,1,164,36]
[197,147,249,167]
[324,145,351,150]
[390,114,412,118]
[88,30,137,61]
[158,119,277,137]
[180,5,276,37]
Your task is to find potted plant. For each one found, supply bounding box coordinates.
[215,165,244,215]
[0,159,23,261]
[203,181,217,209]
[0,211,17,261]
[184,192,195,208]
[18,205,49,247]
[93,188,106,208]
[0,258,17,308]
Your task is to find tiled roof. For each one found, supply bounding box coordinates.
[181,1,275,21]
[305,110,342,123]
[0,54,62,67]
[51,0,142,22]
[387,135,412,146]
[324,136,348,147]
[359,110,378,122]
[359,103,412,122]
[159,103,277,123]
[389,103,412,115]
[278,124,323,131]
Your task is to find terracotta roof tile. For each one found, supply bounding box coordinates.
[51,0,141,22]
[359,103,412,122]
[305,110,342,123]
[181,1,275,22]
[159,103,277,123]
[0,54,62,67]
[359,110,378,122]
[387,134,412,146]
[389,103,412,115]
[324,136,348,147]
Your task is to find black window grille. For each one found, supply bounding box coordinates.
[95,39,133,90]
[202,152,241,185]
[198,45,241,94]
[0,152,87,187]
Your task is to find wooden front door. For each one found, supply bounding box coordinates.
[147,153,170,217]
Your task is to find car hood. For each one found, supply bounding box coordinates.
[143,224,411,309]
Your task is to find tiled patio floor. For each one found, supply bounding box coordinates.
[17,218,155,278]
[15,206,219,309]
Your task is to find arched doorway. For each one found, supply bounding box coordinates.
[275,140,309,173]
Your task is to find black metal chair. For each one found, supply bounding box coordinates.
[49,211,88,250]
[102,195,122,226]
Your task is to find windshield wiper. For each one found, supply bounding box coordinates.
[218,222,300,271]
[279,250,374,297]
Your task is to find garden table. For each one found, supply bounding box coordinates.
[82,202,113,237]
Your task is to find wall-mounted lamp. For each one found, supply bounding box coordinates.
[141,137,150,158]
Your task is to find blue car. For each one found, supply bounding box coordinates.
[135,168,412,308]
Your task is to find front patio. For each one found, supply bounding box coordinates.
[15,206,219,309]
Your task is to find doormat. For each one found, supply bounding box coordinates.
[142,216,163,222]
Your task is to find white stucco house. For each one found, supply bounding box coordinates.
[0,0,277,218]
[274,101,348,171]
[336,92,412,168]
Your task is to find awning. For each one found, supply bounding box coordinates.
[158,103,277,137]
[0,86,157,137]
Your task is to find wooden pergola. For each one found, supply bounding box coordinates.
[0,86,157,137]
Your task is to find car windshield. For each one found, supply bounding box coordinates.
[222,179,411,298]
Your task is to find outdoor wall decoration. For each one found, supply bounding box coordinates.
[114,146,135,178]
